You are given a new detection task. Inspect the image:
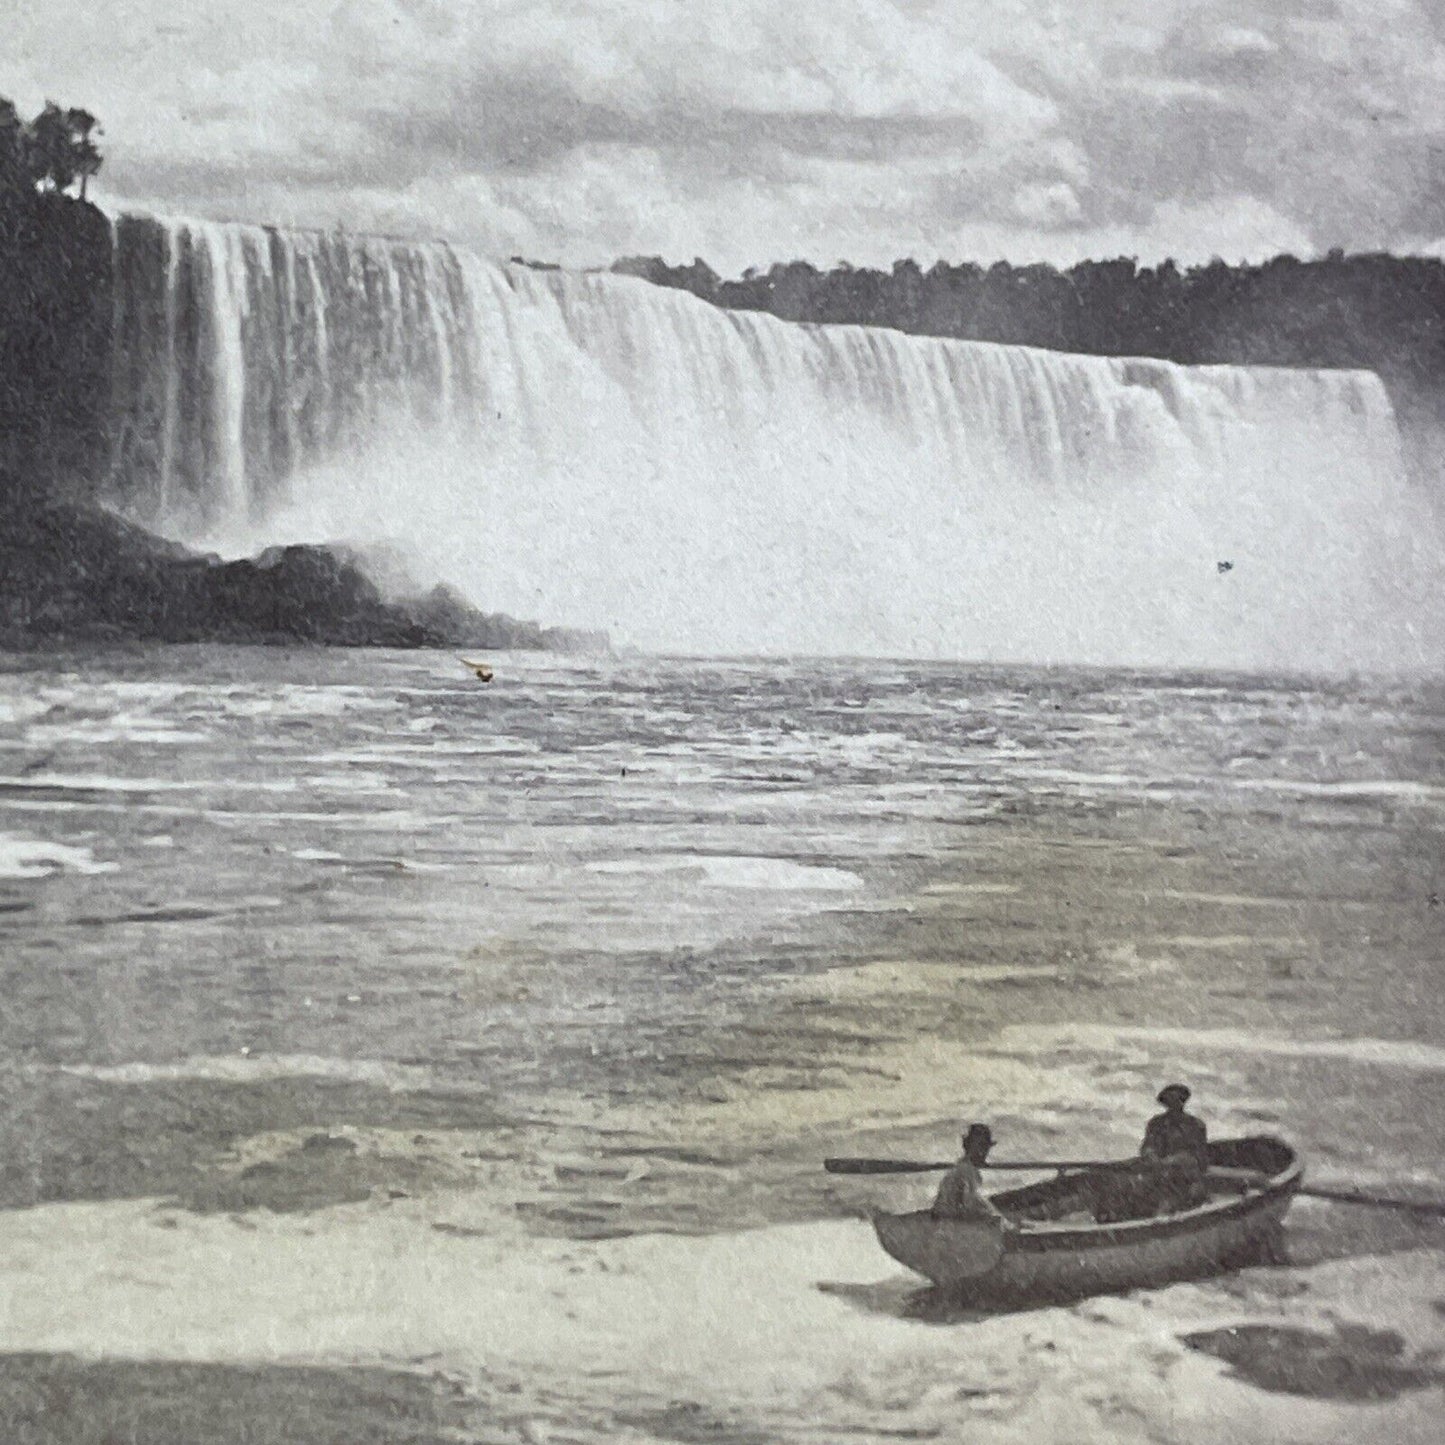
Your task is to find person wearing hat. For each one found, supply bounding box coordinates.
[1089,1085,1210,1222]
[930,1123,1009,1223]
[1141,1083,1209,1169]
[1140,1083,1209,1210]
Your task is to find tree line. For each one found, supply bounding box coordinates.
[611,251,1445,468]
[0,95,102,200]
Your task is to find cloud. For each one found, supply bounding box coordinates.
[1012,181,1084,228]
[1066,195,1316,266]
[5,0,1444,269]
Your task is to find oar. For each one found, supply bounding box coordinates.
[1209,1168,1445,1218]
[1300,1190,1445,1213]
[824,1156,1125,1175]
[827,1159,1445,1219]
[1295,1186,1445,1218]
[824,1158,949,1175]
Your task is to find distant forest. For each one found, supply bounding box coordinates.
[612,251,1445,480]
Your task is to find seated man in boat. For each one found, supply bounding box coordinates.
[1140,1083,1210,1211]
[1090,1085,1210,1222]
[931,1123,1010,1225]
[1141,1083,1209,1169]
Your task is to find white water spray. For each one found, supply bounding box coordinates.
[106,214,1439,669]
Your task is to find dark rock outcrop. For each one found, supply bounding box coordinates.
[0,491,607,651]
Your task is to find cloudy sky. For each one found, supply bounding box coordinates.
[6,0,1445,272]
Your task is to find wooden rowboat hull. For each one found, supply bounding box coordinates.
[873,1136,1300,1302]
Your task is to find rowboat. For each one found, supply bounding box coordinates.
[872,1136,1300,1301]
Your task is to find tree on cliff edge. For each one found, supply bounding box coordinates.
[0,95,103,200]
[68,108,103,199]
[28,102,103,199]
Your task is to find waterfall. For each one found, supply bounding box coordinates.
[105,213,1439,670]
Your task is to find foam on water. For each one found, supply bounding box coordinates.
[998,1025,1445,1074]
[2,772,198,794]
[0,1199,1442,1444]
[60,1054,446,1092]
[25,723,211,746]
[772,959,1062,1001]
[297,773,401,795]
[587,855,863,891]
[212,688,406,720]
[0,697,52,727]
[0,835,117,878]
[1241,778,1445,804]
[1157,890,1320,909]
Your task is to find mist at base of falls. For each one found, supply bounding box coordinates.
[107,215,1444,671]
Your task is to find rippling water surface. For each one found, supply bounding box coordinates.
[1,647,1443,1443]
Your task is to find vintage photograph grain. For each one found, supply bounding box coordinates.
[2,4,1444,1442]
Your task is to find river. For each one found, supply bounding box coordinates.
[1,647,1442,1442]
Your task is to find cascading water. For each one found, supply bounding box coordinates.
[106,212,1439,669]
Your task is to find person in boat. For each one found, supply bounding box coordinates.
[1141,1083,1209,1170]
[1089,1084,1209,1223]
[931,1123,1010,1225]
[1139,1083,1210,1212]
